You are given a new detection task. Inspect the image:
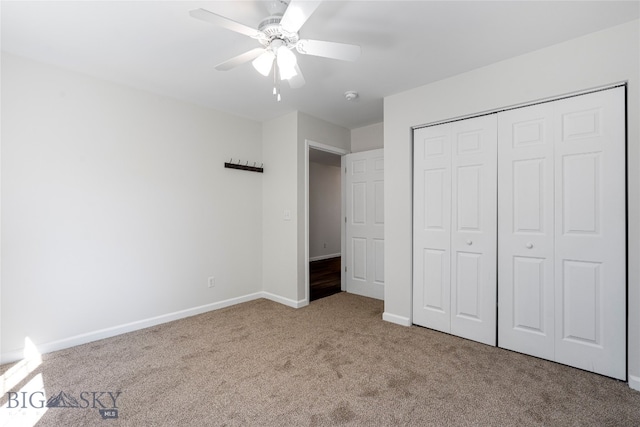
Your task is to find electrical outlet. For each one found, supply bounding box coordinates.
[208,277,215,288]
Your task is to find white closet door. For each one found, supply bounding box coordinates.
[552,88,626,380]
[345,149,384,300]
[413,115,497,345]
[413,124,452,333]
[450,115,498,346]
[498,87,626,380]
[498,103,555,360]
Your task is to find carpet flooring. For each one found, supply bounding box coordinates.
[2,293,640,426]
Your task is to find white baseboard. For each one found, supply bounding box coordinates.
[629,375,640,391]
[1,349,24,365]
[261,291,308,308]
[382,312,412,327]
[0,290,320,364]
[309,253,341,262]
[0,292,264,365]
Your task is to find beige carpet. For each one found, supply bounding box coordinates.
[2,292,640,426]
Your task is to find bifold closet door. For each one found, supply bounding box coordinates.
[413,115,497,346]
[497,102,556,361]
[498,87,626,380]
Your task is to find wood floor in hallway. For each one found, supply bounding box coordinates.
[309,256,341,301]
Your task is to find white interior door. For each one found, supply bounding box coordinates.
[552,88,626,380]
[413,115,497,346]
[498,102,556,360]
[345,149,384,300]
[498,87,626,380]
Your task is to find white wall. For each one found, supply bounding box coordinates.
[351,122,383,153]
[383,20,640,385]
[262,111,299,304]
[262,111,350,305]
[1,53,264,361]
[308,161,341,260]
[297,113,350,301]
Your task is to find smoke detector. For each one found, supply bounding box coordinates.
[344,91,359,101]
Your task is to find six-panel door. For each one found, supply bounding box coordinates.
[345,149,384,300]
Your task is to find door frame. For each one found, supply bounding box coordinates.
[304,139,349,304]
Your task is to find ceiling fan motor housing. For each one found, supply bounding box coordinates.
[258,16,299,49]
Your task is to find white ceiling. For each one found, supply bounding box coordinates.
[2,1,638,130]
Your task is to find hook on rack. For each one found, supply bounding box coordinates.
[224,158,264,173]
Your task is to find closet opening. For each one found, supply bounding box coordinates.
[412,85,627,380]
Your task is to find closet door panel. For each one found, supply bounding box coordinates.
[553,88,626,380]
[498,103,555,360]
[450,115,497,346]
[413,125,452,333]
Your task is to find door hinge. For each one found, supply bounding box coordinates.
[345,216,347,223]
[345,266,347,272]
[345,167,347,174]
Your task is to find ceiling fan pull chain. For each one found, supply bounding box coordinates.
[273,60,277,95]
[273,60,282,102]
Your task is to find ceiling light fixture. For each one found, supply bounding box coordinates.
[252,39,298,101]
[252,51,276,77]
[276,46,298,80]
[190,1,361,102]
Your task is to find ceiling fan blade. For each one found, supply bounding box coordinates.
[215,48,266,71]
[280,0,322,34]
[189,8,261,38]
[296,39,361,62]
[288,64,306,89]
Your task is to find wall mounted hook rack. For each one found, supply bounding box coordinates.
[224,158,264,173]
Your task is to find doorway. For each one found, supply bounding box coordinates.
[305,140,348,303]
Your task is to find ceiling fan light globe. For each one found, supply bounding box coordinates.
[252,51,275,76]
[279,65,298,80]
[276,45,297,69]
[276,46,298,80]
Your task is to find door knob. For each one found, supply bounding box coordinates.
[466,240,473,245]
[526,243,533,249]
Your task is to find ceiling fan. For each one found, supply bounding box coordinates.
[189,0,361,101]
